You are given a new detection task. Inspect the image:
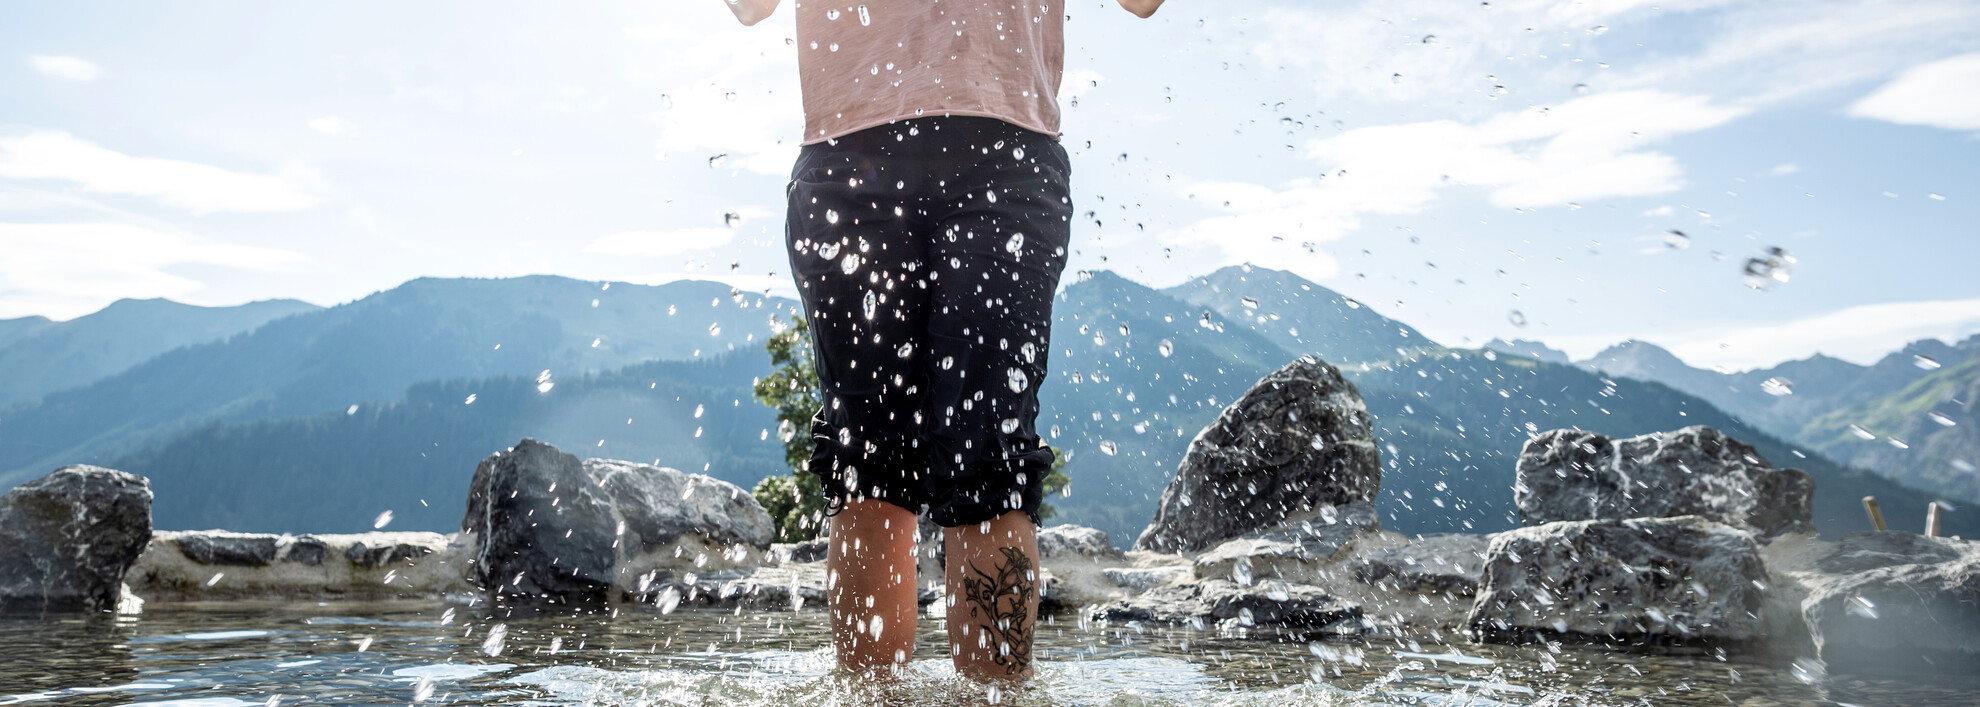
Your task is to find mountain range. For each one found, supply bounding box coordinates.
[0,266,1969,545]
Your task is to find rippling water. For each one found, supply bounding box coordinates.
[1,601,1970,706]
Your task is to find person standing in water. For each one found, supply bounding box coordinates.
[723,0,1165,681]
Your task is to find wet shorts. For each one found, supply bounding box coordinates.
[785,116,1072,528]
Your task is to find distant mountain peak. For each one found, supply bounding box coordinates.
[1484,338,1570,364]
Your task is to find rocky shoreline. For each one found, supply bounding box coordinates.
[3,354,1975,676]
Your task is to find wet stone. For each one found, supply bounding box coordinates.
[284,535,328,566]
[1353,533,1491,596]
[1136,356,1381,553]
[1038,524,1124,560]
[776,538,829,564]
[176,532,282,566]
[1468,516,1768,645]
[0,465,153,613]
[1803,532,1980,673]
[1515,426,1814,537]
[1090,578,1361,630]
[345,540,436,568]
[1104,566,1191,593]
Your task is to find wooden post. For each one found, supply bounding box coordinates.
[1926,502,1944,538]
[1863,496,1888,532]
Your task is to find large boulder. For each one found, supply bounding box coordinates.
[1515,426,1814,537]
[1800,532,1980,672]
[1468,516,1768,644]
[0,466,152,613]
[463,439,775,604]
[1089,578,1361,632]
[1135,356,1381,553]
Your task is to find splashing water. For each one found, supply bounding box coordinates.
[1742,247,1796,290]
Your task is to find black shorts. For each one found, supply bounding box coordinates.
[785,116,1072,528]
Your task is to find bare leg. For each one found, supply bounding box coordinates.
[826,497,920,673]
[945,510,1040,681]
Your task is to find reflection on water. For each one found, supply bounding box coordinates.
[0,600,1971,706]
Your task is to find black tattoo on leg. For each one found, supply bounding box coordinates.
[961,546,1036,674]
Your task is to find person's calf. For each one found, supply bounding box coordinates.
[827,497,921,674]
[944,510,1041,681]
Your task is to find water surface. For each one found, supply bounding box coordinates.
[1,601,1968,705]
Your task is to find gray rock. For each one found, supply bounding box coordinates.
[1104,566,1192,593]
[1090,578,1361,630]
[462,439,775,604]
[1136,356,1381,553]
[1515,426,1814,537]
[1802,532,1980,672]
[1468,516,1768,644]
[1816,531,1961,574]
[0,466,153,613]
[1354,533,1491,595]
[1193,502,1381,585]
[285,536,328,566]
[175,532,281,566]
[1039,524,1124,560]
[776,539,828,564]
[345,540,437,568]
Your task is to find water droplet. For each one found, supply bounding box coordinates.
[694,404,705,418]
[826,8,840,20]
[1118,323,1130,336]
[1760,377,1794,397]
[1915,355,1942,370]
[1573,83,1591,95]
[841,253,862,275]
[940,356,955,370]
[707,154,727,168]
[1742,247,1796,290]
[1929,411,1957,427]
[1007,367,1029,392]
[1099,440,1118,456]
[480,623,509,656]
[857,4,870,25]
[707,323,721,337]
[1157,339,1174,357]
[1000,418,1020,434]
[1665,230,1691,250]
[986,190,998,204]
[1013,146,1026,160]
[1240,296,1259,309]
[536,370,555,393]
[897,342,913,358]
[817,240,841,259]
[1020,341,1037,363]
[464,394,477,405]
[862,290,878,319]
[658,586,683,615]
[724,211,741,227]
[372,510,393,529]
[1006,233,1024,254]
[825,209,840,225]
[778,419,798,442]
[1850,425,1877,440]
[1507,310,1528,327]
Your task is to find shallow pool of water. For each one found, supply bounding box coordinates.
[1,601,1969,706]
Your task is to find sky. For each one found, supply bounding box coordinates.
[2,0,1978,372]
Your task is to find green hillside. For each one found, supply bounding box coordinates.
[0,298,320,409]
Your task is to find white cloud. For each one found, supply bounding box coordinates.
[583,227,736,257]
[1770,163,1799,176]
[0,131,323,214]
[1848,53,1980,131]
[307,116,352,135]
[1654,298,1980,369]
[0,222,302,319]
[26,55,100,81]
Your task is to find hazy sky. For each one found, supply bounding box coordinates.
[3,0,1977,371]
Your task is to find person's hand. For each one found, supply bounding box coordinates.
[1118,0,1166,18]
[724,0,780,26]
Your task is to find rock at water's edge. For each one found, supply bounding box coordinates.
[175,532,282,567]
[1515,426,1814,537]
[463,439,774,604]
[1136,356,1380,553]
[1090,578,1361,631]
[0,466,152,613]
[1468,516,1768,644]
[1353,533,1491,596]
[1039,524,1125,561]
[127,531,465,601]
[1801,532,1980,672]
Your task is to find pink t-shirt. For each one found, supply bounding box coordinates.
[793,1,1065,144]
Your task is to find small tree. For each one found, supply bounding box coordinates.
[752,315,828,542]
[751,313,1075,537]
